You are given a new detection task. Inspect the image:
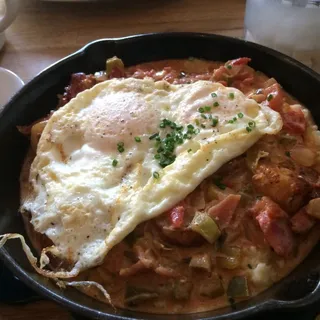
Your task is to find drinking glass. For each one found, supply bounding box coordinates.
[244,0,320,73]
[0,0,21,50]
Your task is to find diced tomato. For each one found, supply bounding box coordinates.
[256,212,294,257]
[233,71,252,82]
[109,67,125,79]
[68,73,86,98]
[69,73,96,97]
[232,77,254,93]
[291,207,315,234]
[251,197,290,220]
[213,66,228,81]
[229,57,251,66]
[208,194,241,229]
[169,205,185,229]
[242,76,254,85]
[251,197,295,257]
[281,105,306,135]
[260,81,306,135]
[227,58,253,83]
[264,83,284,111]
[213,58,254,92]
[131,69,147,79]
[231,80,243,89]
[59,73,97,107]
[218,80,228,87]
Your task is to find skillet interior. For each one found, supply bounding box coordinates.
[0,33,320,320]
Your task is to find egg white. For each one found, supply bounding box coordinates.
[22,78,282,274]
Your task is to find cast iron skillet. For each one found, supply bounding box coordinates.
[0,33,320,320]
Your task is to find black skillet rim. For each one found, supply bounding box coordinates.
[1,32,320,320]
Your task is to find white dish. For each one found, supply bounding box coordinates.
[0,67,24,110]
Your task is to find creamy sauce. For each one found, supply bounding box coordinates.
[20,58,320,314]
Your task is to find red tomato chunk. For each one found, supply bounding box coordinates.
[251,197,295,257]
[169,205,185,229]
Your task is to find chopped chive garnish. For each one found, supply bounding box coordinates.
[228,120,234,124]
[211,92,217,98]
[248,121,256,128]
[211,118,219,127]
[159,119,178,129]
[238,112,244,118]
[233,117,237,122]
[198,107,205,113]
[188,149,192,153]
[201,114,207,119]
[204,106,211,112]
[201,124,206,128]
[213,177,226,190]
[134,136,141,142]
[112,159,118,167]
[285,151,291,157]
[213,101,219,107]
[195,119,200,126]
[267,94,274,101]
[153,171,160,179]
[117,142,125,153]
[228,92,235,100]
[187,124,194,130]
[151,119,200,168]
[246,127,252,132]
[227,65,232,69]
[149,132,159,140]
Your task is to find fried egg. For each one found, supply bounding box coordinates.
[22,78,282,276]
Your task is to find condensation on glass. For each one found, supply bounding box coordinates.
[245,0,320,73]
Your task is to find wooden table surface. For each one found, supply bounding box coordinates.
[0,0,245,319]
